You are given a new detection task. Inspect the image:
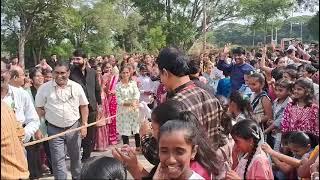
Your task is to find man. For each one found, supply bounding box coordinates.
[47,54,58,69]
[35,61,89,179]
[1,102,29,179]
[1,60,40,143]
[109,54,119,75]
[69,49,102,161]
[8,65,26,88]
[217,46,255,92]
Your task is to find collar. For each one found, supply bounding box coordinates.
[166,81,194,99]
[52,79,72,87]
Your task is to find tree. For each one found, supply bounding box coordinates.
[307,11,319,40]
[239,0,294,43]
[1,0,72,68]
[132,0,241,50]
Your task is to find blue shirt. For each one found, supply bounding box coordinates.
[216,77,231,98]
[217,60,255,92]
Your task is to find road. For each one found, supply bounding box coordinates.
[40,137,154,179]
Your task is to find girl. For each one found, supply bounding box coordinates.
[264,78,293,151]
[226,120,274,180]
[228,91,254,124]
[154,114,220,179]
[248,72,273,131]
[116,65,141,149]
[281,78,319,137]
[283,69,299,82]
[80,156,127,179]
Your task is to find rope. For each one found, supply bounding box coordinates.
[24,107,136,147]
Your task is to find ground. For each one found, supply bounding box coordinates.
[39,137,154,179]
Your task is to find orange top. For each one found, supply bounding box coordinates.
[1,102,29,179]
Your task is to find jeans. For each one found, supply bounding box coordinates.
[47,121,81,180]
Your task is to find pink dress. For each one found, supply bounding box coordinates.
[106,75,119,145]
[281,102,319,137]
[94,74,109,151]
[235,148,274,179]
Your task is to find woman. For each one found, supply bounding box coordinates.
[102,62,119,145]
[27,68,52,178]
[94,65,110,151]
[116,65,141,149]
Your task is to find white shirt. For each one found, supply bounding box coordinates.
[137,75,156,103]
[35,80,89,128]
[189,171,205,180]
[2,85,40,143]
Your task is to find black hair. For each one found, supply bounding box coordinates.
[274,57,282,65]
[286,49,294,55]
[220,112,233,136]
[249,60,258,67]
[187,58,201,75]
[101,61,112,75]
[292,78,314,107]
[229,91,254,119]
[286,64,298,71]
[159,111,221,176]
[156,47,190,77]
[284,69,298,80]
[223,70,231,77]
[271,67,284,81]
[249,72,265,86]
[231,120,261,180]
[42,68,52,76]
[29,68,42,81]
[304,64,317,76]
[73,49,87,59]
[55,60,70,71]
[232,47,246,55]
[288,131,311,148]
[151,99,183,126]
[275,78,294,91]
[80,156,127,179]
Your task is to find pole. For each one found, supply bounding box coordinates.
[275,27,278,45]
[300,22,303,42]
[203,0,207,51]
[253,28,255,47]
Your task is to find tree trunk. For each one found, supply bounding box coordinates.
[32,48,37,65]
[18,35,26,69]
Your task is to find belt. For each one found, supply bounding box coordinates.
[46,121,78,130]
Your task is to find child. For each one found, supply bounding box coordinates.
[216,70,232,98]
[226,120,274,180]
[238,72,253,98]
[80,156,127,179]
[155,118,212,179]
[288,131,313,160]
[228,91,254,124]
[283,69,299,82]
[281,78,319,137]
[264,78,293,151]
[248,73,273,131]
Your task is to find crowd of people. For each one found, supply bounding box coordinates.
[1,41,319,180]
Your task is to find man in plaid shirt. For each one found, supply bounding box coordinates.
[141,47,227,165]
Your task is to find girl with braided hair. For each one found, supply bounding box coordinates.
[226,120,274,180]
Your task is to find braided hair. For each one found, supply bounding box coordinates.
[231,119,261,180]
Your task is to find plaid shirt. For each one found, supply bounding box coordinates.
[141,81,225,165]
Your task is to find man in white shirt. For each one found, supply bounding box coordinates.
[1,60,40,143]
[35,61,89,180]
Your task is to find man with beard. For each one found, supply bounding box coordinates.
[69,49,102,162]
[217,46,255,92]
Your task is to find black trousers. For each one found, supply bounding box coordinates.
[26,142,42,179]
[81,111,97,160]
[122,134,141,147]
[43,141,52,172]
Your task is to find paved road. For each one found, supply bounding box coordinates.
[40,137,154,179]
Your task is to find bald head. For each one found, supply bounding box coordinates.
[9,65,25,88]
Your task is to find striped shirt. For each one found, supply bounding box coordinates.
[171,82,224,148]
[1,102,29,179]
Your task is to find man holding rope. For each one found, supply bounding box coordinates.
[35,61,89,180]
